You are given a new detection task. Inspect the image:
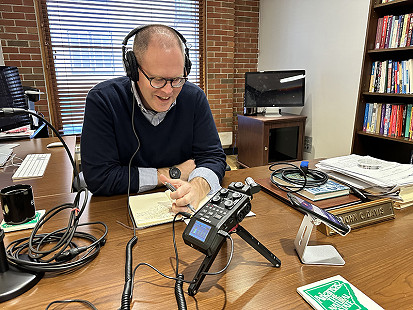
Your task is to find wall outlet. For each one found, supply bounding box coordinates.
[304,136,312,153]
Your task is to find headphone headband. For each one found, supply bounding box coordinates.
[122,25,191,82]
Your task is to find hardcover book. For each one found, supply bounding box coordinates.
[256,177,360,211]
[271,172,350,201]
[297,275,384,310]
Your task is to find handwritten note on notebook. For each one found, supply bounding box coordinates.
[129,191,210,229]
[129,191,176,228]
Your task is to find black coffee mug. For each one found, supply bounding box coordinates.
[1,184,35,225]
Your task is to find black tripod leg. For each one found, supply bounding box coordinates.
[236,225,281,267]
[188,239,225,296]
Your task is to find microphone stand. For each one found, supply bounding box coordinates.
[0,108,84,302]
[0,228,43,302]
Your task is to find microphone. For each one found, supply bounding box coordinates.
[0,107,107,303]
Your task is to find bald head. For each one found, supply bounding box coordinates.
[133,25,185,65]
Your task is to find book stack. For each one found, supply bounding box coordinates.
[364,183,413,210]
[374,13,413,50]
[316,154,413,210]
[369,59,413,94]
[270,172,350,202]
[363,103,413,139]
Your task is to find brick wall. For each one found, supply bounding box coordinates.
[0,0,260,146]
[0,0,50,120]
[206,0,259,144]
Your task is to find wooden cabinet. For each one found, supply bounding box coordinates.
[237,114,306,167]
[352,0,413,163]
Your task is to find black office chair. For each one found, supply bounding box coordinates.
[72,171,87,192]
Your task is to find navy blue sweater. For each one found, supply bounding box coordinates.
[81,77,227,196]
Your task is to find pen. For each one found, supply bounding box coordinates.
[164,182,196,213]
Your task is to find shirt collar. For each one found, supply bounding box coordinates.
[132,85,176,126]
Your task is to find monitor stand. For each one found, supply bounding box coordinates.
[294,214,345,265]
[264,107,282,117]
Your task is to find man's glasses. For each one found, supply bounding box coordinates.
[138,67,187,89]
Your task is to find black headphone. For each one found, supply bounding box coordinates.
[122,25,192,82]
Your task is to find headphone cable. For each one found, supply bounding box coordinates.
[269,161,328,193]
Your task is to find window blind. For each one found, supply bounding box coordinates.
[39,0,203,135]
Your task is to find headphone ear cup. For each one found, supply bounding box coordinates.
[125,50,139,82]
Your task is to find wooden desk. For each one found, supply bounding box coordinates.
[2,165,413,309]
[0,136,76,197]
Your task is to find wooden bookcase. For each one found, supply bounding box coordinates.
[352,0,413,163]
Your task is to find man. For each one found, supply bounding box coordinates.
[81,25,227,213]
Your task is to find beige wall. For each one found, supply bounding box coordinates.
[0,41,4,66]
[258,0,370,159]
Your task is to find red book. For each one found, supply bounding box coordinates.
[380,16,389,49]
[375,18,384,49]
[404,14,412,47]
[397,105,404,137]
[389,105,397,136]
[406,13,413,47]
[384,15,393,48]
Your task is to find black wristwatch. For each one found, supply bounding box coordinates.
[169,166,181,179]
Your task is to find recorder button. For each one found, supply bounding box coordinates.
[224,199,234,209]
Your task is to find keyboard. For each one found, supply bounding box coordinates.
[12,153,51,180]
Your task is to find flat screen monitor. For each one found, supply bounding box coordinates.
[244,70,305,116]
[0,66,31,132]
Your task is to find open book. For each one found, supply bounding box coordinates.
[129,190,209,229]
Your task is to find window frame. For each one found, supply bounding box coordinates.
[37,0,205,135]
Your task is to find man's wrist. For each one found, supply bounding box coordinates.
[189,177,211,200]
[157,167,170,185]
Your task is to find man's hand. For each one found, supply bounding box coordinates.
[159,174,210,214]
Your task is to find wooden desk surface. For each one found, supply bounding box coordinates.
[0,136,76,198]
[2,165,413,309]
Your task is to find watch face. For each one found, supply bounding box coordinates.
[169,167,181,179]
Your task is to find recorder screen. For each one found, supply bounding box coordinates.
[189,220,211,242]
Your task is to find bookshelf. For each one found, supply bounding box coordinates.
[352,0,413,164]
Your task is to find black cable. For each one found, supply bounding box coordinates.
[119,84,141,310]
[200,231,234,276]
[45,299,98,310]
[120,236,138,310]
[5,188,108,273]
[175,273,187,310]
[0,109,106,275]
[269,162,328,193]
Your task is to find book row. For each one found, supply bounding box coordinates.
[369,59,412,94]
[374,13,413,49]
[363,103,413,139]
